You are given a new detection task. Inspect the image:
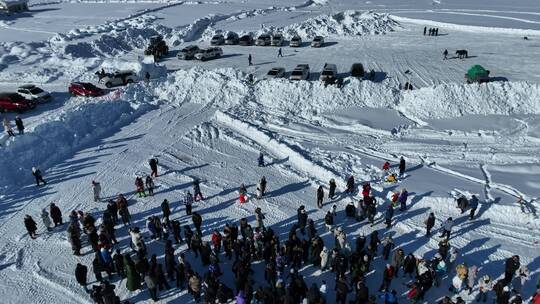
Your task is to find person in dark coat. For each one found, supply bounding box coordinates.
[356,281,369,303]
[145,176,155,196]
[145,273,159,301]
[403,253,416,278]
[49,203,62,226]
[93,253,104,283]
[193,179,203,201]
[346,176,355,193]
[385,205,394,228]
[75,263,88,291]
[14,116,24,135]
[378,264,395,291]
[149,157,159,177]
[335,276,350,304]
[469,195,479,219]
[504,255,520,283]
[32,167,47,186]
[24,215,38,238]
[192,212,202,236]
[425,212,436,236]
[317,186,324,208]
[100,281,117,304]
[399,156,406,176]
[423,26,427,35]
[161,199,171,222]
[297,206,308,234]
[124,255,141,291]
[329,179,336,199]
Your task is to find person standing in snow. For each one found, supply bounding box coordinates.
[378,264,395,291]
[149,157,159,177]
[192,212,202,236]
[14,116,24,135]
[255,207,265,229]
[398,188,409,211]
[328,179,336,199]
[24,214,38,238]
[259,176,267,197]
[423,26,427,36]
[317,186,324,208]
[469,195,479,219]
[346,175,355,194]
[440,217,454,240]
[239,183,248,204]
[135,176,146,197]
[278,48,283,57]
[257,152,264,167]
[32,167,47,186]
[3,118,15,137]
[399,156,406,176]
[193,179,203,201]
[145,71,151,82]
[425,212,435,236]
[443,49,448,60]
[145,175,155,196]
[512,265,529,294]
[92,180,101,202]
[384,204,394,228]
[75,263,88,292]
[324,210,334,231]
[161,199,171,222]
[40,208,52,231]
[184,191,193,215]
[49,203,63,226]
[248,54,253,66]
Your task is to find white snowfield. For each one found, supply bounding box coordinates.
[0,0,539,303]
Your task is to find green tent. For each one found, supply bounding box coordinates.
[466,65,489,80]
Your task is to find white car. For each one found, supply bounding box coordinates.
[264,67,286,79]
[290,35,302,47]
[290,64,310,81]
[98,70,138,88]
[194,47,223,61]
[177,45,201,60]
[271,34,284,46]
[210,34,225,46]
[256,34,271,46]
[319,63,337,81]
[17,85,52,103]
[311,36,324,47]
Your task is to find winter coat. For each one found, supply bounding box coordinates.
[426,214,435,229]
[390,250,404,269]
[452,275,463,291]
[468,265,478,287]
[161,200,170,217]
[442,219,454,231]
[398,191,408,203]
[320,248,329,268]
[385,207,394,220]
[124,256,140,291]
[469,196,479,209]
[41,210,52,228]
[184,193,193,206]
[130,230,144,252]
[478,278,493,292]
[24,216,37,233]
[14,117,24,131]
[324,213,333,225]
[75,264,88,285]
[93,183,101,197]
[50,205,62,222]
[189,275,201,293]
[144,274,157,289]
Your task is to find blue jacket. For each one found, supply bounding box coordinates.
[385,207,394,220]
[469,196,479,209]
[399,191,408,203]
[379,291,398,304]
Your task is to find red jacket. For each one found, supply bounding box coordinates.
[211,232,222,247]
[382,162,390,171]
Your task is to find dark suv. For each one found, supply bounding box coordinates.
[0,93,36,112]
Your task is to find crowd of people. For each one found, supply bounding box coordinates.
[22,155,539,304]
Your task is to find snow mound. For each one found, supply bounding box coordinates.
[0,93,156,187]
[271,10,401,39]
[97,58,168,80]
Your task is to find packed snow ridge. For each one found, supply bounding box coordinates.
[143,67,540,119]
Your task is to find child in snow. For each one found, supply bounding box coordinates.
[135,177,146,197]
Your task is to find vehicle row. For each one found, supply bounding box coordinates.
[210,32,325,48]
[178,46,223,61]
[264,62,366,81]
[0,84,52,112]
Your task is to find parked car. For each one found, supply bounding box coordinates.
[0,93,36,112]
[98,70,138,88]
[290,35,302,47]
[239,35,253,46]
[264,67,286,79]
[177,45,201,60]
[225,32,239,45]
[311,36,324,47]
[210,34,225,46]
[319,63,337,82]
[290,64,310,81]
[194,47,223,61]
[271,34,284,46]
[17,84,52,103]
[68,82,104,97]
[256,34,271,46]
[350,63,365,78]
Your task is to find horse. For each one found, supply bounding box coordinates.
[456,50,468,59]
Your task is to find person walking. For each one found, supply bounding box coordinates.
[399,156,406,176]
[443,49,448,60]
[3,118,15,137]
[469,195,479,219]
[145,71,151,82]
[75,263,88,292]
[184,191,194,215]
[328,179,336,199]
[425,212,435,236]
[92,181,101,202]
[193,179,203,201]
[440,217,454,240]
[317,186,324,208]
[423,26,427,35]
[145,176,155,196]
[14,116,24,135]
[385,204,394,228]
[24,215,38,238]
[161,199,171,222]
[40,208,53,231]
[32,167,47,186]
[257,152,264,167]
[50,203,63,226]
[149,157,158,177]
[277,48,283,57]
[192,212,202,236]
[248,54,252,66]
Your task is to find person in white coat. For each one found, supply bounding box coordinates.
[92,181,101,202]
[129,227,146,253]
[256,182,262,199]
[40,208,52,231]
[320,247,329,270]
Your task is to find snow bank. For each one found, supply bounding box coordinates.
[215,111,344,187]
[0,92,156,187]
[98,58,168,80]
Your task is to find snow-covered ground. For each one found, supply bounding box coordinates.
[0,0,539,303]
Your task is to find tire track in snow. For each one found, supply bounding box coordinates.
[479,164,494,202]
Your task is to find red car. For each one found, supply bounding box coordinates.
[68,82,104,97]
[0,93,36,112]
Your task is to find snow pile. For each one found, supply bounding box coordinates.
[273,10,401,39]
[0,93,156,187]
[96,57,168,80]
[399,81,540,119]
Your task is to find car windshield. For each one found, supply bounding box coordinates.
[322,71,334,75]
[82,83,97,90]
[29,87,44,94]
[292,37,300,41]
[291,71,303,76]
[268,70,279,75]
[314,37,322,41]
[212,35,221,39]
